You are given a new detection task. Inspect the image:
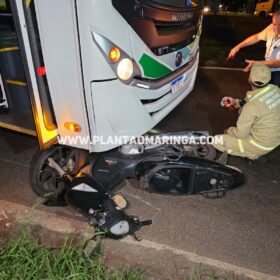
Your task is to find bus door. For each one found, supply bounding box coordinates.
[0,0,58,148]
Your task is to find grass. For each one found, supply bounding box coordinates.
[0,229,241,280]
[0,230,145,280]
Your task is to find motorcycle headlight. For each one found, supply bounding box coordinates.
[109,220,130,236]
[117,58,134,81]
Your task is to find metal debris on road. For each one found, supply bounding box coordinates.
[0,210,8,221]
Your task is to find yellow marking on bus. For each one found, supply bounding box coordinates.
[26,0,32,8]
[0,47,19,53]
[6,80,27,87]
[0,122,36,136]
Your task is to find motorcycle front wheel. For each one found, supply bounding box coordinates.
[30,146,88,197]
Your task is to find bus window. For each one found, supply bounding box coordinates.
[151,0,201,8]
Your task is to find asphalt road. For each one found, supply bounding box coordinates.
[0,68,280,278]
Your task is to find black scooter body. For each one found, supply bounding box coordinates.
[37,133,246,239]
[136,155,245,196]
[65,174,108,212]
[90,146,245,196]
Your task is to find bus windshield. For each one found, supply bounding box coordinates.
[150,0,201,8]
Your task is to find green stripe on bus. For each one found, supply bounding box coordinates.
[139,54,172,79]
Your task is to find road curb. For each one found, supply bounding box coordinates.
[1,200,279,280]
[0,200,94,247]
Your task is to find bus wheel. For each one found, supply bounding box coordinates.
[31,146,88,198]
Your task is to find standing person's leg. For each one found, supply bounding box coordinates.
[270,71,280,87]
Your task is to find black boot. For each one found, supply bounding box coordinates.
[248,155,268,166]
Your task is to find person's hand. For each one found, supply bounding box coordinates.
[227,45,240,61]
[221,97,240,110]
[233,99,241,109]
[243,59,255,72]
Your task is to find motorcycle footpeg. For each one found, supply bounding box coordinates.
[200,189,226,199]
[138,219,153,227]
[132,233,142,241]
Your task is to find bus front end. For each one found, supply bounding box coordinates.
[82,0,203,151]
[33,0,203,152]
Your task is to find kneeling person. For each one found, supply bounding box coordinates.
[213,63,280,160]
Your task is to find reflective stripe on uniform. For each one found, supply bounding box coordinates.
[249,139,275,151]
[238,139,245,153]
[249,85,272,101]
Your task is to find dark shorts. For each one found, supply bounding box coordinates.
[271,71,280,87]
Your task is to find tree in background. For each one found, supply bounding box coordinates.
[205,0,220,14]
[246,0,257,14]
[220,0,247,12]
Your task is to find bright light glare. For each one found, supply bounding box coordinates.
[117,58,134,81]
[203,6,210,13]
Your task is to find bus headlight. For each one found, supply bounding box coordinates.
[92,32,141,84]
[117,58,134,81]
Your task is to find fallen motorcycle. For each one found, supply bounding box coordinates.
[31,132,245,239]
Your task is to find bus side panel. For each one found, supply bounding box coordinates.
[34,0,91,150]
[9,0,58,145]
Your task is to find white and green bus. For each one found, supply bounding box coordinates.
[0,0,203,151]
[0,0,203,195]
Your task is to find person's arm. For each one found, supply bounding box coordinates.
[227,34,261,61]
[226,103,258,139]
[243,59,280,72]
[227,24,270,61]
